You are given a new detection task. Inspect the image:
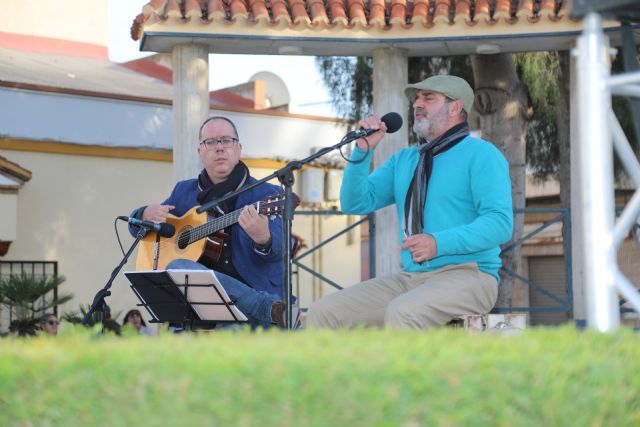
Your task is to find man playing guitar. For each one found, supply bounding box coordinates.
[129,116,287,329]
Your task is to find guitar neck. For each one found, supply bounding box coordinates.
[186,202,258,245]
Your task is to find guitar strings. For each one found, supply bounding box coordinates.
[150,197,284,250]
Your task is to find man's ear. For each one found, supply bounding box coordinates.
[451,99,463,116]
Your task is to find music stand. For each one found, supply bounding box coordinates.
[124,269,247,331]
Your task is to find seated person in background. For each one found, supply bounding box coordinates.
[129,116,286,329]
[40,313,59,336]
[122,309,154,336]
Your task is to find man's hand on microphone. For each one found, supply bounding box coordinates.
[142,204,175,223]
[356,116,387,151]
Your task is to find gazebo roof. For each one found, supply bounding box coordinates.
[131,0,630,57]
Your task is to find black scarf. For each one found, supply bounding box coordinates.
[197,161,249,214]
[404,122,470,236]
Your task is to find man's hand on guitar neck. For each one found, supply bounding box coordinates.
[142,204,175,223]
[238,205,271,246]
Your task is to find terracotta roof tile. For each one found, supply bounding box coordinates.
[166,0,183,20]
[494,0,512,23]
[369,0,386,27]
[473,0,492,24]
[347,0,367,27]
[389,0,407,26]
[516,0,535,20]
[131,0,575,41]
[184,0,202,19]
[454,0,472,25]
[210,89,255,108]
[206,0,226,19]
[410,0,428,25]
[229,0,249,20]
[289,0,311,25]
[308,0,329,25]
[249,0,270,23]
[432,1,451,26]
[328,0,348,26]
[271,0,291,25]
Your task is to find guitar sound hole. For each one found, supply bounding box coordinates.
[177,228,192,250]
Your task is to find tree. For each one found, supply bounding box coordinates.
[469,53,531,308]
[316,57,372,122]
[316,56,472,137]
[515,50,639,189]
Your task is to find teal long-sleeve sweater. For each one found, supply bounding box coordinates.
[340,135,513,282]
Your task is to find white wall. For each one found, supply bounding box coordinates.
[0,88,173,150]
[0,150,173,325]
[0,88,349,160]
[0,193,18,241]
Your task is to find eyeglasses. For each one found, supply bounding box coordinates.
[200,137,238,150]
[46,320,60,326]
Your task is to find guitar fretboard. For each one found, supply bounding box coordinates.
[177,199,281,249]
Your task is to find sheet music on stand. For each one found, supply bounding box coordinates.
[124,269,247,325]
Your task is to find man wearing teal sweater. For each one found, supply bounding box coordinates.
[307,75,513,329]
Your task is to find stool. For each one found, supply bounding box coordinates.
[448,313,527,332]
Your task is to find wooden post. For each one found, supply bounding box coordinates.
[372,48,409,276]
[172,44,209,182]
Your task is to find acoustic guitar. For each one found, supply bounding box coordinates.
[135,194,296,271]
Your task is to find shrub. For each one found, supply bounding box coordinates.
[0,273,71,336]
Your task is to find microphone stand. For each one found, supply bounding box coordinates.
[82,225,150,329]
[197,131,365,329]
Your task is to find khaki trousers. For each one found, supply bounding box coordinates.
[306,263,498,330]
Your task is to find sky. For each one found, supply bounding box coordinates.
[108,0,337,117]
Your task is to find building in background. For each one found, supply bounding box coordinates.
[0,0,358,330]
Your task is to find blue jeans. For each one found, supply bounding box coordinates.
[166,259,279,329]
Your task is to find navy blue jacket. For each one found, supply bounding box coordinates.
[131,177,285,298]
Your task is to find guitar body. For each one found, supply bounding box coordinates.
[134,193,297,271]
[135,206,209,271]
[199,233,226,269]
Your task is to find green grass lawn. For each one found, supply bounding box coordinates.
[1,325,639,427]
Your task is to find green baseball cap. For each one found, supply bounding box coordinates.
[405,75,475,113]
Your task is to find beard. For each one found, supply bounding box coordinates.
[412,103,450,141]
[412,118,432,139]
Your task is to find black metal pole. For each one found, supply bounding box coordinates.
[276,164,297,329]
[82,227,148,326]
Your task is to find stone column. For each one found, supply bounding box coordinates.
[172,44,209,182]
[372,48,409,276]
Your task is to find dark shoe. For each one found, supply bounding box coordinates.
[271,301,285,328]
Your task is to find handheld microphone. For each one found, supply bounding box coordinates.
[118,216,175,238]
[350,112,403,139]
